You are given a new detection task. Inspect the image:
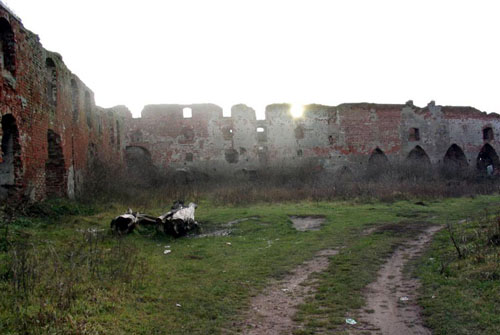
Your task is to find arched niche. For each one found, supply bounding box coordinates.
[0,114,20,199]
[476,143,499,173]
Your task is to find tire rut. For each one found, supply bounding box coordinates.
[347,225,442,335]
[241,249,339,335]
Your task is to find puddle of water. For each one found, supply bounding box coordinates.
[289,215,325,231]
[193,217,261,238]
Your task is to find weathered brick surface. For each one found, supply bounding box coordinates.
[0,4,130,201]
[126,101,500,176]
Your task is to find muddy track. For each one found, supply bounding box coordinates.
[240,249,339,335]
[348,225,442,335]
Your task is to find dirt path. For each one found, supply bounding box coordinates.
[241,249,339,335]
[348,225,442,335]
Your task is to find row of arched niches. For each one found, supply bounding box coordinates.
[366,143,498,174]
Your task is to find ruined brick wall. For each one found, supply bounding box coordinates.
[0,3,130,201]
[125,101,500,177]
[2,1,500,201]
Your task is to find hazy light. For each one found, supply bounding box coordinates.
[182,107,192,118]
[4,1,500,118]
[290,104,304,118]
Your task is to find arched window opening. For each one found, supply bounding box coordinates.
[443,144,468,169]
[406,145,431,166]
[476,144,499,174]
[367,148,390,177]
[71,79,79,121]
[85,91,92,128]
[368,148,389,167]
[0,18,15,75]
[45,58,57,107]
[45,130,66,197]
[0,114,20,199]
[483,127,494,141]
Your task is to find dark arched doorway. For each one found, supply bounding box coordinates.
[406,145,431,167]
[443,144,468,168]
[476,144,499,174]
[368,148,389,167]
[0,114,20,199]
[367,148,389,177]
[45,130,66,197]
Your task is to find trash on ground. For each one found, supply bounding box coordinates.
[400,296,409,301]
[163,250,172,255]
[157,201,200,237]
[345,318,357,325]
[110,200,200,237]
[176,303,181,307]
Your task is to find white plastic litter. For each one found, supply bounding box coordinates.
[345,318,357,325]
[164,249,172,255]
[400,296,409,301]
[172,203,197,222]
[226,242,232,246]
[176,303,181,307]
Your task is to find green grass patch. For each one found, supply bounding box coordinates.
[0,195,498,334]
[416,212,500,335]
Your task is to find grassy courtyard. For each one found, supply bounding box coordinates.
[0,195,498,334]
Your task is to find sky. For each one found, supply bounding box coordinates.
[3,0,500,118]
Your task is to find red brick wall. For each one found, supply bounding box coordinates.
[0,4,130,201]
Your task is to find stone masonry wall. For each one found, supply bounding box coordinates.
[126,101,500,178]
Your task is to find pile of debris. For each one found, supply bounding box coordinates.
[110,201,199,237]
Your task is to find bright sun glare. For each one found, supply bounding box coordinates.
[290,104,304,118]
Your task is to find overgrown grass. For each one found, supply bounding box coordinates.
[0,195,499,334]
[416,211,500,335]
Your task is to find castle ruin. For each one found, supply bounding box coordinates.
[1,2,499,201]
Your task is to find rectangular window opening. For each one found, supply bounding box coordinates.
[183,107,192,118]
[409,128,420,141]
